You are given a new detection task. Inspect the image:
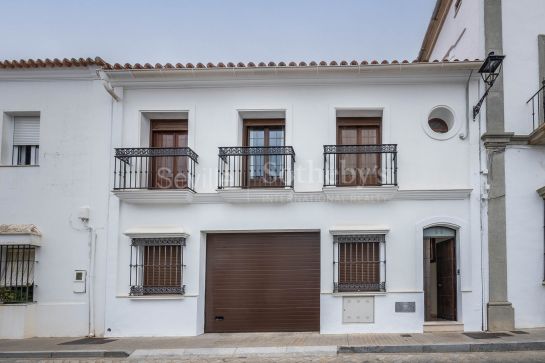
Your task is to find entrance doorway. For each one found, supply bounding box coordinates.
[423,226,457,321]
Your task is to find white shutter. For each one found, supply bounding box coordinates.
[13,116,40,146]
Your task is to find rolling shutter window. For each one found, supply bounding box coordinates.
[13,117,40,146]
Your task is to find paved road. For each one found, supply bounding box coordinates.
[4,352,545,362]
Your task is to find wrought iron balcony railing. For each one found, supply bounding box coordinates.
[218,146,295,189]
[114,147,198,191]
[527,80,545,132]
[323,144,397,187]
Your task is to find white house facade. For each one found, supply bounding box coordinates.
[1,0,543,339]
[419,0,545,331]
[0,58,486,338]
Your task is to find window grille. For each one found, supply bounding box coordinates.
[0,245,36,303]
[333,234,386,292]
[129,237,185,296]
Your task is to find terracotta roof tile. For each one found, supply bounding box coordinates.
[0,56,481,71]
[0,57,109,69]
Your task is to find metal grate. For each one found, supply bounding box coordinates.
[59,338,117,345]
[114,147,198,191]
[129,238,185,296]
[0,245,36,303]
[217,146,295,189]
[333,235,386,293]
[527,80,545,132]
[463,332,512,339]
[323,144,397,187]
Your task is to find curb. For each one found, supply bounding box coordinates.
[0,351,129,359]
[338,341,545,354]
[3,341,545,359]
[129,346,338,358]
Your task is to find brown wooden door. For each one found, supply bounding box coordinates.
[205,232,320,333]
[337,118,381,186]
[243,119,285,187]
[436,239,457,321]
[150,120,188,189]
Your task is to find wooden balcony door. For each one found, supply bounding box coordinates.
[337,118,381,186]
[243,119,285,188]
[150,120,188,189]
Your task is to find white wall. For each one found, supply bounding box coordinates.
[502,0,545,134]
[505,145,545,328]
[501,0,545,328]
[429,0,485,62]
[106,199,482,336]
[0,69,112,338]
[103,70,484,336]
[0,65,484,337]
[119,80,473,191]
[431,0,545,330]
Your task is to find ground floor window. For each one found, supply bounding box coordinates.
[333,234,386,292]
[0,245,36,303]
[129,237,185,296]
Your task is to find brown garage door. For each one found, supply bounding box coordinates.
[205,232,320,333]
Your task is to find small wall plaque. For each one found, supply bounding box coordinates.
[395,302,415,313]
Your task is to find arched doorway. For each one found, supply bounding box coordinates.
[423,226,457,321]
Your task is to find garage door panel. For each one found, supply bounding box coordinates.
[211,290,320,308]
[211,272,320,286]
[205,232,320,333]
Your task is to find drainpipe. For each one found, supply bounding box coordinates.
[97,70,121,102]
[476,78,488,332]
[78,208,97,337]
[87,225,97,337]
[460,69,474,140]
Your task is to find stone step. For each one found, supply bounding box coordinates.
[424,321,465,333]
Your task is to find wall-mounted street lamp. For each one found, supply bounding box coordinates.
[473,52,506,119]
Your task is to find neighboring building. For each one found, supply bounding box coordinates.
[0,58,112,338]
[419,0,545,331]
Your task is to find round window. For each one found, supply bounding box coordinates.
[423,106,457,140]
[428,118,449,133]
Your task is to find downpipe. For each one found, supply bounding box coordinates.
[460,69,474,140]
[81,219,97,338]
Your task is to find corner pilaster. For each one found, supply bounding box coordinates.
[483,0,514,332]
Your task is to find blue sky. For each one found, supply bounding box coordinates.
[1,0,436,64]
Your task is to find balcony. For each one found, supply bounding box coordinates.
[113,147,198,203]
[528,81,545,145]
[217,146,295,202]
[323,144,398,201]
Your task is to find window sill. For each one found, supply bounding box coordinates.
[323,291,387,297]
[0,302,36,306]
[116,295,196,300]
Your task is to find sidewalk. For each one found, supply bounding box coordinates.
[2,329,545,359]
